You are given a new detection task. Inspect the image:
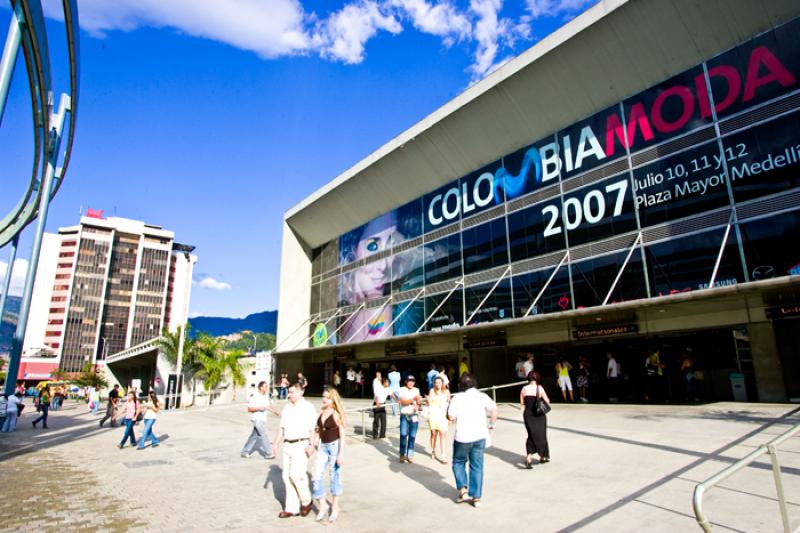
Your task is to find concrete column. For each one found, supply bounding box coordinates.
[749,322,787,403]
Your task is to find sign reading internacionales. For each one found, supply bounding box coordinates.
[308,17,800,348]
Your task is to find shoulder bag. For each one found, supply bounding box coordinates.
[534,385,551,417]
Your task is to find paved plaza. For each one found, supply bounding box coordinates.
[1,396,799,532]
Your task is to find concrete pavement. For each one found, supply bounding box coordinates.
[1,396,799,532]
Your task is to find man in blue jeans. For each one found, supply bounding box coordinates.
[397,375,422,463]
[447,373,498,508]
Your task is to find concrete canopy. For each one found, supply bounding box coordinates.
[284,0,800,250]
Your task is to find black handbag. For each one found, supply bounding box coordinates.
[534,386,551,416]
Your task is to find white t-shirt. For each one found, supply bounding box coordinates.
[448,388,497,443]
[438,372,449,387]
[398,387,420,415]
[608,358,620,378]
[523,360,534,376]
[515,361,526,378]
[372,379,383,399]
[6,395,20,413]
[248,391,271,422]
[346,369,356,382]
[280,398,317,440]
[374,385,392,405]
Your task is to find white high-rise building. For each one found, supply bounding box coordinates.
[18,214,196,380]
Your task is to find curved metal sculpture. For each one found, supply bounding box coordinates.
[0,0,79,246]
[0,0,79,395]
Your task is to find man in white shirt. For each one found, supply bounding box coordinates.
[373,377,391,439]
[523,353,535,377]
[607,351,620,402]
[514,356,526,380]
[275,383,317,518]
[346,367,356,397]
[241,381,279,460]
[372,371,383,399]
[447,373,498,508]
[387,365,401,415]
[398,376,422,463]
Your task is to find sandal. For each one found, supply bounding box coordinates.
[458,488,470,503]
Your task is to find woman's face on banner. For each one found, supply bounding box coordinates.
[354,215,397,300]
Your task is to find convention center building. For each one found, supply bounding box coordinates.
[276,0,800,403]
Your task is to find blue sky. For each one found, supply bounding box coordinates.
[0,0,595,318]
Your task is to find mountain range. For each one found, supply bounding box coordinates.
[189,310,277,337]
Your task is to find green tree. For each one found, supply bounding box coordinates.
[73,363,109,389]
[50,369,69,382]
[155,324,202,406]
[194,334,248,404]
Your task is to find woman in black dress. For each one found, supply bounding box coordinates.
[520,371,551,468]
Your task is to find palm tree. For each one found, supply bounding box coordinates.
[154,324,201,406]
[194,335,247,404]
[50,369,69,382]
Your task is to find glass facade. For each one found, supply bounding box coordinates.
[307,17,800,348]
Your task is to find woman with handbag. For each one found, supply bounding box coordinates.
[520,371,551,468]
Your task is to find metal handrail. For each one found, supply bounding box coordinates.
[693,422,800,532]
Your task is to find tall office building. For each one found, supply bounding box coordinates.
[19,214,196,379]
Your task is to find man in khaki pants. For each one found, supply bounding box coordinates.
[275,383,317,518]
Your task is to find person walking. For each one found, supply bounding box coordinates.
[373,377,391,439]
[1,392,22,432]
[345,367,356,397]
[90,387,101,414]
[241,381,279,459]
[447,373,498,508]
[606,351,620,401]
[311,387,346,523]
[555,357,574,402]
[576,358,590,403]
[397,375,422,463]
[521,371,551,468]
[426,364,439,393]
[275,383,317,519]
[297,372,308,392]
[32,387,51,429]
[100,384,121,428]
[387,365,401,416]
[279,374,290,399]
[332,370,342,392]
[428,375,451,463]
[137,392,161,449]
[118,391,140,449]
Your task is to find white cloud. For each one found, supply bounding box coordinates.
[315,1,402,64]
[194,276,232,291]
[44,0,312,58]
[389,0,470,46]
[0,258,29,297]
[42,0,559,80]
[467,0,529,81]
[525,0,595,19]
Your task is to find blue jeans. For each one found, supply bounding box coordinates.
[1,411,17,432]
[119,418,137,447]
[399,414,419,457]
[138,419,159,448]
[312,440,342,499]
[452,439,486,500]
[33,405,49,427]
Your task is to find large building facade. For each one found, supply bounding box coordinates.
[277,0,800,402]
[19,215,196,380]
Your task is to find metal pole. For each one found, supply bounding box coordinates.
[361,410,366,441]
[5,94,70,396]
[0,1,23,126]
[465,265,511,325]
[345,297,392,343]
[0,235,20,329]
[492,386,497,403]
[174,253,195,409]
[526,251,569,316]
[767,445,791,533]
[602,233,641,305]
[377,288,424,339]
[416,279,464,333]
[708,213,734,291]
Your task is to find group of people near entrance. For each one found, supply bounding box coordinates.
[242,361,553,521]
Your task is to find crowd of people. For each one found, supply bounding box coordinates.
[242,356,552,522]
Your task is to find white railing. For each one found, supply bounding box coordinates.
[693,423,800,532]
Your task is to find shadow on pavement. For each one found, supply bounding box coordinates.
[264,464,287,506]
[371,438,455,500]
